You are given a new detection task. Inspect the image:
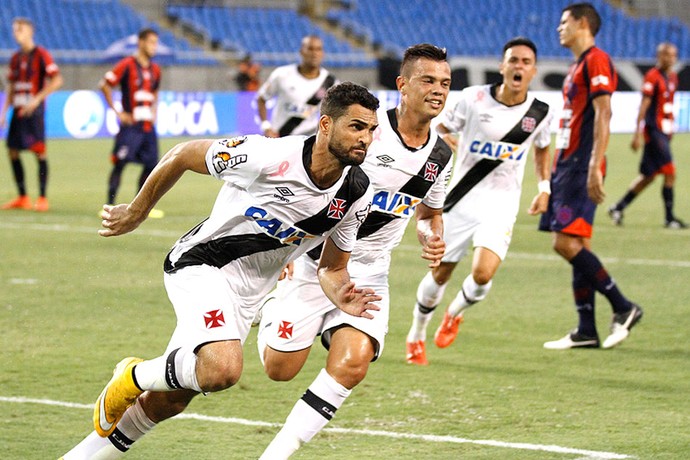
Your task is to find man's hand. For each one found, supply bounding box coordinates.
[630,133,641,152]
[421,233,445,268]
[99,204,147,237]
[332,282,381,320]
[587,168,606,204]
[527,192,549,215]
[278,262,294,281]
[117,111,135,126]
[18,97,40,117]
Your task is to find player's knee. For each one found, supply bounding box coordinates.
[471,269,493,286]
[432,263,455,285]
[263,358,300,382]
[196,353,243,392]
[329,359,369,389]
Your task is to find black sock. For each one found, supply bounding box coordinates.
[569,249,632,314]
[38,158,48,197]
[108,162,126,204]
[572,267,597,336]
[616,190,637,211]
[662,186,674,222]
[10,158,26,196]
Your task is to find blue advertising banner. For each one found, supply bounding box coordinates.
[2,90,690,139]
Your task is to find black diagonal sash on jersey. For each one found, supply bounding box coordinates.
[356,137,453,240]
[443,97,550,212]
[278,74,336,137]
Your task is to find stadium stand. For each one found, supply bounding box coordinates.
[165,4,376,67]
[325,0,690,60]
[0,0,216,65]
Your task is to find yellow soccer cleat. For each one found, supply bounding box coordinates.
[94,357,144,437]
[147,208,165,219]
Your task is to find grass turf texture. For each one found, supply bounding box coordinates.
[1,135,689,459]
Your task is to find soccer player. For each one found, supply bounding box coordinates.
[405,37,553,365]
[101,28,163,217]
[609,42,686,228]
[540,2,643,350]
[60,82,381,459]
[256,35,337,137]
[1,17,62,211]
[256,44,452,458]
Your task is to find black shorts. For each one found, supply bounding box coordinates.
[6,107,46,153]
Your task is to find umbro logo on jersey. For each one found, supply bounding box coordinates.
[274,187,294,202]
[376,154,395,166]
[479,113,493,123]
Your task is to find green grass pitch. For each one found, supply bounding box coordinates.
[1,134,689,459]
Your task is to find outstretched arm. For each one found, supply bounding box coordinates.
[317,237,382,319]
[415,202,445,268]
[527,145,551,215]
[99,139,213,237]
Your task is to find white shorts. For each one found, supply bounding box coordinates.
[441,206,515,263]
[261,256,390,360]
[163,265,257,354]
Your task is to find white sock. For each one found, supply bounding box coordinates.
[447,274,492,317]
[62,400,156,459]
[259,369,351,459]
[407,272,446,342]
[134,346,202,392]
[62,431,124,460]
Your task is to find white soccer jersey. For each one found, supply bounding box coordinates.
[351,107,453,266]
[164,134,372,308]
[443,84,552,219]
[257,64,337,136]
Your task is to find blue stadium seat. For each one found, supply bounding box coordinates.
[0,0,216,65]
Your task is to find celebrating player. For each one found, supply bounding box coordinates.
[60,82,381,459]
[405,37,553,364]
[540,2,643,350]
[1,17,63,211]
[609,42,686,228]
[256,44,452,458]
[256,35,337,137]
[101,28,163,217]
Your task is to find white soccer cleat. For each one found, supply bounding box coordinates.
[602,304,643,349]
[543,329,600,350]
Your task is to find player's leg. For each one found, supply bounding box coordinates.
[107,126,141,204]
[138,130,164,218]
[34,151,49,211]
[259,327,376,460]
[434,247,501,348]
[406,261,455,364]
[608,174,653,225]
[546,232,642,349]
[92,266,246,438]
[2,146,32,209]
[660,163,686,227]
[62,390,196,459]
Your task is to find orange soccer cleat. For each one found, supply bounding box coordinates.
[2,195,32,210]
[406,340,428,365]
[34,196,49,212]
[434,311,464,348]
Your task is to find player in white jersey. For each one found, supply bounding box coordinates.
[256,44,452,459]
[257,35,337,137]
[406,37,553,365]
[61,83,381,459]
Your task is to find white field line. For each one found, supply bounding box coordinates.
[0,396,633,459]
[2,219,689,269]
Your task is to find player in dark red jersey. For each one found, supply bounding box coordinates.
[101,28,163,217]
[1,17,63,211]
[539,3,643,350]
[609,42,685,228]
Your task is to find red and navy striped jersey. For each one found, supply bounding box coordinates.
[7,46,59,108]
[641,67,677,139]
[555,46,617,168]
[104,56,161,131]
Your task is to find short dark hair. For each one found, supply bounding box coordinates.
[138,28,158,41]
[400,43,447,77]
[320,82,379,120]
[12,17,34,29]
[503,37,538,61]
[563,2,601,36]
